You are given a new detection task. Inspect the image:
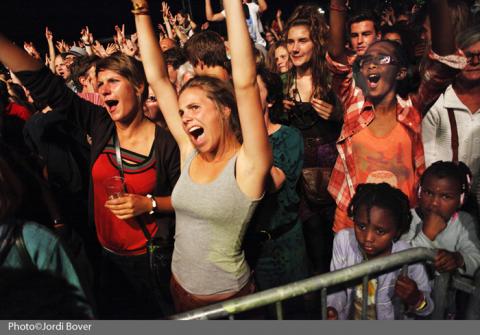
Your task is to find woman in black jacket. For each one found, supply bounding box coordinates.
[0,35,180,318]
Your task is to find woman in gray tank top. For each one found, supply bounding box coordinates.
[133,0,272,312]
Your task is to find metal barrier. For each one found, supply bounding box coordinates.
[169,247,437,320]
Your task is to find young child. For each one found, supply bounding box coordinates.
[327,183,433,320]
[402,161,480,277]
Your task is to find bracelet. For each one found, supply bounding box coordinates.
[132,8,150,15]
[330,3,349,12]
[146,194,157,215]
[131,1,149,15]
[415,295,427,312]
[84,43,92,46]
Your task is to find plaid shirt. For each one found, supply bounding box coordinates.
[326,52,464,211]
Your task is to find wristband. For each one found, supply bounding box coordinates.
[84,43,92,46]
[146,194,157,215]
[415,295,427,312]
[330,3,349,12]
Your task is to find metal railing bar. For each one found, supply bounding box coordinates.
[321,288,327,320]
[275,301,283,320]
[169,248,436,320]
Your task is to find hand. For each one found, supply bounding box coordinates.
[158,23,166,34]
[201,22,210,30]
[276,9,282,19]
[395,274,423,307]
[161,1,169,14]
[92,40,108,58]
[45,27,53,42]
[45,54,51,67]
[105,43,118,56]
[311,97,334,120]
[435,249,464,273]
[422,211,447,241]
[80,26,94,45]
[115,24,126,45]
[326,307,338,320]
[283,99,295,111]
[23,42,41,60]
[55,40,69,53]
[104,193,152,220]
[120,38,138,57]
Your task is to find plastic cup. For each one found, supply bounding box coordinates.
[104,176,125,200]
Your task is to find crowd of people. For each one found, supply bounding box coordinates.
[0,0,480,320]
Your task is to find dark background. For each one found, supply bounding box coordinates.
[1,0,387,52]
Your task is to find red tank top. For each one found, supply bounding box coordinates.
[92,138,157,255]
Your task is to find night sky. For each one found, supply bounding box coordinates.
[2,0,330,53]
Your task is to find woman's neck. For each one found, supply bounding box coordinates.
[296,65,312,78]
[200,133,240,163]
[115,112,150,140]
[372,91,397,116]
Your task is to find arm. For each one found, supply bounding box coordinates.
[45,27,56,72]
[276,10,284,33]
[326,231,350,319]
[429,0,455,56]
[188,14,197,31]
[224,0,272,198]
[257,0,268,13]
[454,213,480,276]
[328,0,349,64]
[132,0,192,157]
[80,26,94,56]
[205,0,225,22]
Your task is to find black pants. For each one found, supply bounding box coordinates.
[97,249,173,319]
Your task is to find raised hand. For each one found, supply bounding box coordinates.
[45,27,53,43]
[105,43,119,56]
[23,42,41,60]
[80,26,94,45]
[55,40,69,53]
[326,307,339,320]
[115,24,126,45]
[201,22,209,31]
[92,40,109,58]
[120,37,139,57]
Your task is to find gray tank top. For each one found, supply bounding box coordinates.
[171,150,262,295]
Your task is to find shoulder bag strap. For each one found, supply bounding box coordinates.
[447,108,459,163]
[113,132,152,241]
[13,224,36,270]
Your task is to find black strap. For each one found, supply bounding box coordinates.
[113,132,153,241]
[13,224,36,270]
[447,108,459,163]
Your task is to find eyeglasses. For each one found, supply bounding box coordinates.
[146,96,157,102]
[464,51,480,64]
[358,55,397,68]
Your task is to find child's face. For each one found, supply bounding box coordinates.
[359,42,405,102]
[354,205,399,259]
[419,175,462,222]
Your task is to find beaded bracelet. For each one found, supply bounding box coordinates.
[131,1,149,15]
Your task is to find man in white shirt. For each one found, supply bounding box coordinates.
[422,25,480,213]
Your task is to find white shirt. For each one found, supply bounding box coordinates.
[422,84,480,202]
[221,3,266,47]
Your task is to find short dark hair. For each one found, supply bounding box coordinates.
[96,53,148,104]
[256,66,284,122]
[347,11,380,35]
[348,183,412,240]
[183,31,228,69]
[164,47,187,70]
[70,55,100,89]
[421,161,472,194]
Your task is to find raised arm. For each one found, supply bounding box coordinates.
[258,0,268,13]
[132,0,191,154]
[0,34,43,72]
[328,0,349,64]
[205,0,225,22]
[224,0,272,194]
[45,27,56,72]
[429,0,455,56]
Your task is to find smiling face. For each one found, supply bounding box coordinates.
[179,87,231,153]
[419,175,462,222]
[354,205,399,259]
[287,25,314,69]
[350,20,379,56]
[97,69,141,124]
[274,46,291,73]
[359,41,405,102]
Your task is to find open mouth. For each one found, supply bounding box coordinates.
[105,100,119,112]
[367,74,381,88]
[188,126,205,140]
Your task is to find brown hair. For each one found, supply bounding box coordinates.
[266,41,288,73]
[285,5,331,99]
[179,76,242,143]
[183,31,228,69]
[95,53,148,104]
